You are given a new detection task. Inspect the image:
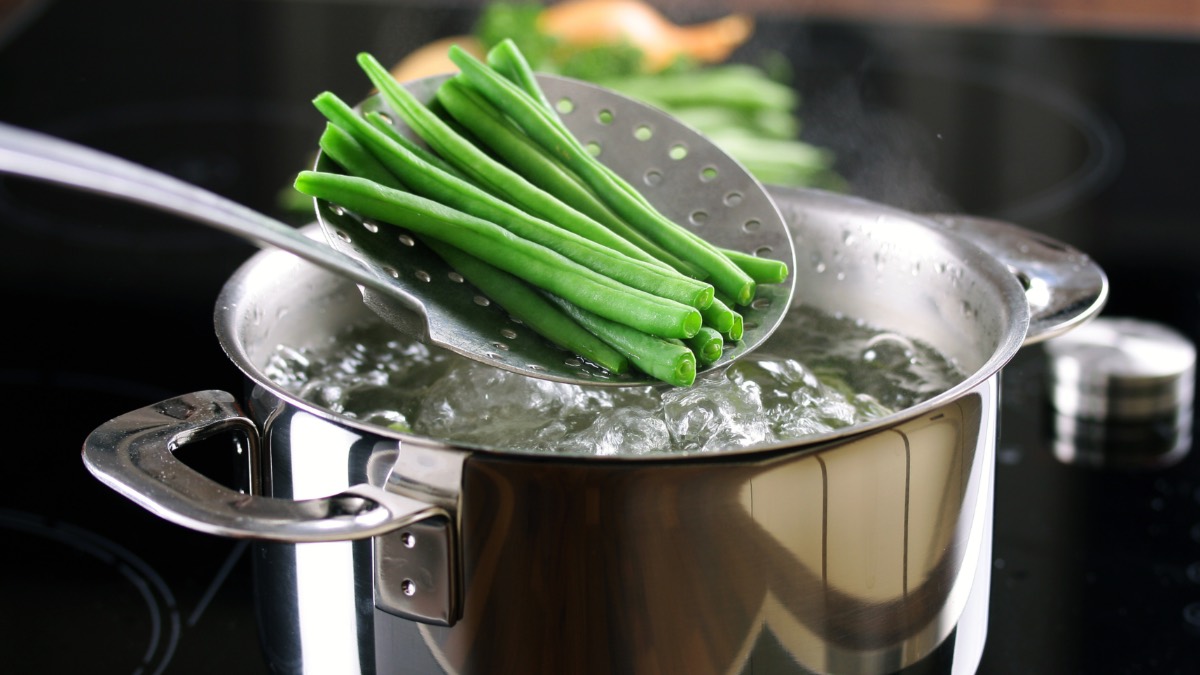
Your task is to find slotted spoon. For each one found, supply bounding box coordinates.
[0,73,794,385]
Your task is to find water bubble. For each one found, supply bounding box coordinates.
[860,333,917,369]
[263,307,966,456]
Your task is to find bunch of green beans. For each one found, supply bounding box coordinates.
[292,39,789,387]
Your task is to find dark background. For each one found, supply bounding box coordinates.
[0,1,1197,673]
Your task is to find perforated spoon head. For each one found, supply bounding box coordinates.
[314,73,795,386]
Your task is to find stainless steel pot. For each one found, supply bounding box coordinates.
[82,186,1106,675]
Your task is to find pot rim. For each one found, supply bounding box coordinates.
[216,187,1031,463]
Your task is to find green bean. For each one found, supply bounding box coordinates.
[446,44,757,305]
[482,41,766,295]
[312,91,714,311]
[484,38,555,116]
[356,53,664,269]
[730,313,745,341]
[473,43,706,274]
[364,111,481,185]
[293,170,702,340]
[719,247,790,284]
[698,294,734,334]
[547,294,696,387]
[477,41,738,287]
[716,293,745,341]
[686,326,725,365]
[316,124,628,372]
[318,123,405,188]
[427,240,629,374]
[352,106,466,180]
[434,76,697,274]
[349,61,710,301]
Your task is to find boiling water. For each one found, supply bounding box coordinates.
[264,306,965,456]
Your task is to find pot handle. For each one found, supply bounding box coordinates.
[924,214,1109,345]
[81,390,446,543]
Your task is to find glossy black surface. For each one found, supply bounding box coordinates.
[1,1,1197,673]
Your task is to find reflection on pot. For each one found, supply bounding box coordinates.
[248,382,992,675]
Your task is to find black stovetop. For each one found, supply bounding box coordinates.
[1,1,1198,673]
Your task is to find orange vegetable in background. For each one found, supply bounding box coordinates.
[389,35,485,82]
[536,0,754,72]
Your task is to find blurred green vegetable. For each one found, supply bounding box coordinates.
[472,1,843,190]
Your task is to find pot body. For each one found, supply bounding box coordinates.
[83,186,1105,675]
[228,186,1018,672]
[249,377,995,675]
